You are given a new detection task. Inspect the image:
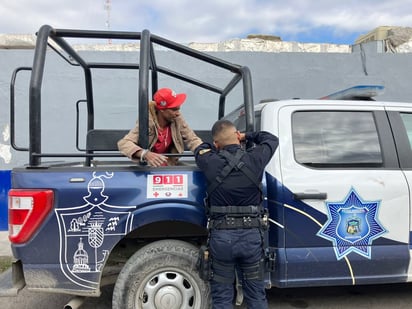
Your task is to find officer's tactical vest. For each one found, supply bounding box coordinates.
[206,148,263,211]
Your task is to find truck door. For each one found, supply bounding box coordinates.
[386,106,412,281]
[273,102,410,287]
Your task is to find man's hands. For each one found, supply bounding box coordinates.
[136,149,168,167]
[144,151,168,167]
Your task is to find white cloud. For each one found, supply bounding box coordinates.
[0,0,411,43]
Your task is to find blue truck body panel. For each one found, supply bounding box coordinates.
[0,170,11,231]
[10,168,209,293]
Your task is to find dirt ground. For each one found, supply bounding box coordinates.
[0,257,11,273]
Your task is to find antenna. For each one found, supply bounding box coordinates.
[104,0,112,44]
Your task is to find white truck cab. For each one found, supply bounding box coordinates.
[226,88,412,287]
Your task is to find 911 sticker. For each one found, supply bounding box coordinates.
[317,188,387,260]
[147,174,188,198]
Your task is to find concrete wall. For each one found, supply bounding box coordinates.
[1,41,412,170]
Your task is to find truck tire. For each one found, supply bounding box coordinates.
[112,239,210,309]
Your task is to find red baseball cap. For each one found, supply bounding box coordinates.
[153,88,187,110]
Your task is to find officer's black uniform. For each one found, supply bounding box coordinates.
[195,131,278,309]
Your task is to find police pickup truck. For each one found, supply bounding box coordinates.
[2,25,412,309]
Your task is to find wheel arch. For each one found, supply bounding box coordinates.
[99,202,208,288]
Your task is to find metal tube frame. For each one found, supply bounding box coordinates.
[13,24,254,167]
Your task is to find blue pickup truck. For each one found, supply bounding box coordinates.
[3,25,412,309]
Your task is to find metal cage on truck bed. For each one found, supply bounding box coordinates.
[10,25,255,167]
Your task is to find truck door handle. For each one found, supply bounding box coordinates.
[293,192,327,200]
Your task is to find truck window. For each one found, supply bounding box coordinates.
[400,113,412,149]
[292,111,383,167]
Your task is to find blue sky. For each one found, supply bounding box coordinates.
[0,0,411,45]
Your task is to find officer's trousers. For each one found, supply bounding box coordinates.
[209,228,268,309]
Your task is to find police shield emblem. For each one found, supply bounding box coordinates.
[337,207,369,243]
[317,188,386,260]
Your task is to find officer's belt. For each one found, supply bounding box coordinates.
[209,205,263,216]
[209,216,263,230]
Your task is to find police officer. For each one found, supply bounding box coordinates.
[195,119,278,309]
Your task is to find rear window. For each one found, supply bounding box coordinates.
[292,111,383,167]
[400,113,412,149]
[225,110,261,132]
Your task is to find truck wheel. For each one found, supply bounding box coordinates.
[112,239,210,309]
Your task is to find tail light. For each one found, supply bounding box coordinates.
[8,189,54,244]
